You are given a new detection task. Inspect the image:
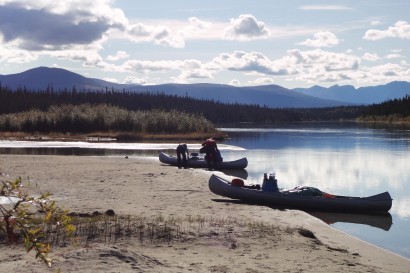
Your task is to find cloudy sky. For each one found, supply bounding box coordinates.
[0,0,409,88]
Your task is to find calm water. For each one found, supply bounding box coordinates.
[1,122,409,258]
[219,122,410,259]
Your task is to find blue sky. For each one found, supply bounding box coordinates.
[0,0,409,88]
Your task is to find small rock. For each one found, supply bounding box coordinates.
[105,209,115,216]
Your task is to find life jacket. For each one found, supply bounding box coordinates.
[231,178,244,187]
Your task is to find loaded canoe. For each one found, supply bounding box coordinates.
[159,152,248,170]
[208,174,392,212]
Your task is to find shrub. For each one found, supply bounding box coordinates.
[0,176,75,267]
[0,104,217,135]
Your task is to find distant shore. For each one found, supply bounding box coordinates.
[0,130,228,142]
[1,154,409,272]
[1,119,409,143]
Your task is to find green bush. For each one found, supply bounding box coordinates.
[1,177,75,267]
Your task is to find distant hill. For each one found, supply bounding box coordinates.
[293,82,410,105]
[2,66,407,108]
[0,67,113,91]
[125,83,345,108]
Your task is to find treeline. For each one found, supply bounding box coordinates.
[359,95,410,121]
[0,104,215,135]
[0,87,408,129]
[0,87,364,123]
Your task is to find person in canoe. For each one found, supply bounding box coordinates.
[176,143,189,168]
[200,138,222,170]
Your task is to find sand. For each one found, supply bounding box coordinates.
[0,154,409,273]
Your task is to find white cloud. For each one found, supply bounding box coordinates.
[179,17,213,39]
[174,59,214,81]
[123,76,147,85]
[0,46,38,63]
[370,20,382,26]
[178,69,213,81]
[250,77,275,85]
[211,51,290,75]
[103,77,118,83]
[271,49,362,84]
[142,49,362,84]
[229,79,241,86]
[205,49,361,85]
[360,63,410,83]
[363,20,410,40]
[123,59,181,74]
[121,58,211,82]
[188,17,210,29]
[362,53,381,62]
[224,14,269,41]
[384,53,402,59]
[47,47,107,68]
[299,31,340,48]
[0,0,126,21]
[285,49,360,71]
[0,1,126,50]
[126,23,185,48]
[106,51,129,62]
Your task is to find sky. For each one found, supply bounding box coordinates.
[0,0,409,89]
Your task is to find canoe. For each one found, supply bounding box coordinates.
[159,152,248,170]
[208,174,392,212]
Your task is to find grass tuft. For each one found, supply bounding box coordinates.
[21,214,295,248]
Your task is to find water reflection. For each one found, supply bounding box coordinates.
[233,149,409,196]
[221,122,410,150]
[221,130,410,219]
[309,211,393,231]
[211,197,392,231]
[215,169,248,180]
[0,140,245,152]
[220,123,410,258]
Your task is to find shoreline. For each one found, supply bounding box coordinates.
[1,154,409,272]
[0,131,228,143]
[1,119,409,143]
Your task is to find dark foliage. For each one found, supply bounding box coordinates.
[0,86,408,127]
[360,95,410,118]
[0,86,364,123]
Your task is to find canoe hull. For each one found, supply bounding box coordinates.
[159,152,248,170]
[208,174,392,212]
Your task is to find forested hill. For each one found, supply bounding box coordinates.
[0,87,363,123]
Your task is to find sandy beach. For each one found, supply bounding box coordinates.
[1,154,409,273]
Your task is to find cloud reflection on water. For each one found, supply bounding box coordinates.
[0,140,245,151]
[228,148,410,218]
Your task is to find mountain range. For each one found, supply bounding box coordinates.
[1,67,409,108]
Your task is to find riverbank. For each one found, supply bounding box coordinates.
[0,131,228,142]
[1,155,409,272]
